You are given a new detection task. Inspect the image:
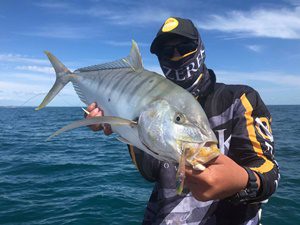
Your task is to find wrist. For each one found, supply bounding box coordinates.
[227,167,260,204]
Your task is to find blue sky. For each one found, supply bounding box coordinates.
[1,0,300,106]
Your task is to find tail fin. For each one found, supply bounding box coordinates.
[35,51,72,110]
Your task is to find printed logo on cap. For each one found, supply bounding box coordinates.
[162,17,179,32]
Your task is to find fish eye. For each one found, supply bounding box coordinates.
[174,113,185,124]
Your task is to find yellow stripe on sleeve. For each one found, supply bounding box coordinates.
[240,93,274,174]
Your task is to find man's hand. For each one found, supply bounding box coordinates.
[184,154,260,201]
[85,102,113,135]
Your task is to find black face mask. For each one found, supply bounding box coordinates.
[159,40,206,89]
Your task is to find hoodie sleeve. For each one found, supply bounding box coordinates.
[229,87,280,202]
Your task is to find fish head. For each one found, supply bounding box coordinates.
[138,98,220,168]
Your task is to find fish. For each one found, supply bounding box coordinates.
[36,40,220,194]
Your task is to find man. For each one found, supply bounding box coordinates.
[86,17,279,225]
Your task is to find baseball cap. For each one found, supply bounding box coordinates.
[150,17,199,54]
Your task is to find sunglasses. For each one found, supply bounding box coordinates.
[159,41,198,58]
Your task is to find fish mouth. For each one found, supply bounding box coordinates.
[181,141,220,166]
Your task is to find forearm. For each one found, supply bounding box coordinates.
[248,161,279,202]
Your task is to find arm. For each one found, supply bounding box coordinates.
[185,89,279,202]
[229,90,279,202]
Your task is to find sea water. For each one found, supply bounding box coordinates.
[0,106,299,225]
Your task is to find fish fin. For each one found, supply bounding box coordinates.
[176,148,186,195]
[36,51,73,110]
[116,136,132,145]
[123,40,143,72]
[46,116,137,141]
[44,51,71,74]
[74,40,143,73]
[75,59,130,72]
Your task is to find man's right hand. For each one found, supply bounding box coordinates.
[85,102,113,135]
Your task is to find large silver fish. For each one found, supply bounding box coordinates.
[37,41,220,192]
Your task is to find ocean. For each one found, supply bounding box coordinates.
[0,105,299,225]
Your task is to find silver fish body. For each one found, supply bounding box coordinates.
[37,41,220,168]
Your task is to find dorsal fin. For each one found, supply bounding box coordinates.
[75,40,144,73]
[122,40,143,72]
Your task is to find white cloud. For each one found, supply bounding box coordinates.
[20,25,102,39]
[16,66,54,74]
[0,80,81,106]
[6,72,53,83]
[285,0,300,6]
[35,1,171,26]
[32,1,300,39]
[0,54,48,65]
[0,80,51,94]
[246,45,263,53]
[34,2,70,9]
[198,7,300,39]
[216,70,300,87]
[104,8,170,25]
[30,1,171,42]
[105,41,150,47]
[79,6,171,26]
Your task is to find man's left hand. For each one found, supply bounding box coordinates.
[184,154,254,201]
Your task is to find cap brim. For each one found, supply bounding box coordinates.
[150,34,170,54]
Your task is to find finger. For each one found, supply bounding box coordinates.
[88,121,103,131]
[103,123,112,130]
[88,107,104,118]
[86,109,103,131]
[90,124,103,131]
[103,123,113,135]
[88,108,100,118]
[184,166,206,183]
[85,103,97,118]
[185,166,199,176]
[98,108,104,117]
[87,102,97,112]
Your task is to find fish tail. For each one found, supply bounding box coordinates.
[35,51,72,110]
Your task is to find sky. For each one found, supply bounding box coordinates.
[0,0,300,106]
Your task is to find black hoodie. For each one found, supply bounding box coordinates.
[128,69,279,225]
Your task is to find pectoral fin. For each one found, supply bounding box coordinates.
[116,136,132,145]
[47,116,137,141]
